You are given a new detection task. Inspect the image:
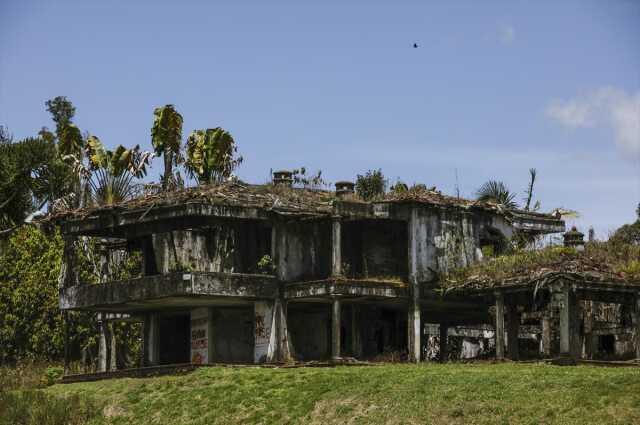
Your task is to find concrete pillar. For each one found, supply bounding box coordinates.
[633,296,640,360]
[506,304,520,361]
[109,322,117,371]
[407,295,422,362]
[351,305,362,358]
[331,219,342,277]
[63,311,70,375]
[541,315,552,357]
[254,301,275,363]
[495,292,505,360]
[439,324,448,362]
[559,284,574,357]
[266,297,293,363]
[144,313,160,366]
[331,298,341,359]
[97,314,108,372]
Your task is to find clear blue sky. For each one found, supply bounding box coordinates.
[1,0,639,237]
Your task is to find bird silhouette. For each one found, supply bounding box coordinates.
[413,43,418,48]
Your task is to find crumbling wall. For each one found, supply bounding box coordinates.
[410,207,484,282]
[342,220,408,280]
[151,221,271,274]
[277,220,331,282]
[211,307,254,363]
[287,304,330,360]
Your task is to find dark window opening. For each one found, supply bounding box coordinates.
[599,334,615,355]
[342,220,408,281]
[159,314,191,364]
[480,227,507,257]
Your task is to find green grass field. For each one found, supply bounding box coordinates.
[3,363,640,424]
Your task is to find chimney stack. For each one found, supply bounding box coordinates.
[335,181,355,199]
[272,170,293,187]
[563,226,585,251]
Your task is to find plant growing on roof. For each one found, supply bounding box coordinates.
[475,180,518,210]
[65,135,153,205]
[185,128,243,185]
[355,169,387,201]
[151,104,183,190]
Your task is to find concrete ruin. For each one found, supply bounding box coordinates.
[51,172,640,372]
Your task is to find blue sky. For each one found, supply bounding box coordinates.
[1,0,639,237]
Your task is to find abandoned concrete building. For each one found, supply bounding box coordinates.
[51,171,640,373]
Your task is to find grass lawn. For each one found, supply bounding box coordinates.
[12,363,640,424]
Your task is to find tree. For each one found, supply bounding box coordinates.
[0,132,71,233]
[610,203,640,245]
[66,136,153,205]
[185,128,243,185]
[355,169,387,201]
[523,168,539,211]
[151,105,183,190]
[475,180,518,209]
[45,96,76,138]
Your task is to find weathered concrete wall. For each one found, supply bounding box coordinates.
[276,221,331,282]
[151,221,271,274]
[288,304,331,360]
[190,307,214,364]
[409,206,512,283]
[342,220,408,279]
[211,307,254,363]
[254,301,275,363]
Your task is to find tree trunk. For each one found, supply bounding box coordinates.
[163,147,173,190]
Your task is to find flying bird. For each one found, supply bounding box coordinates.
[413,43,418,48]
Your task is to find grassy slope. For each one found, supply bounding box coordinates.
[46,363,640,425]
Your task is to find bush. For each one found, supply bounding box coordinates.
[43,367,64,387]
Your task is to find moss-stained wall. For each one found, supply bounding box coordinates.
[276,220,331,282]
[150,221,271,274]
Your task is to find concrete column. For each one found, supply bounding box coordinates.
[439,324,448,363]
[63,311,70,375]
[558,284,574,357]
[633,296,640,360]
[495,292,505,360]
[144,313,160,366]
[109,322,117,371]
[407,295,422,362]
[506,304,520,361]
[331,298,341,359]
[351,305,362,358]
[541,315,552,357]
[331,219,342,277]
[97,314,108,372]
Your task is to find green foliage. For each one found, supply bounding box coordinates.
[0,390,101,425]
[0,226,65,360]
[443,240,640,287]
[151,105,183,190]
[72,135,153,205]
[610,208,640,245]
[43,364,640,424]
[43,367,64,386]
[475,180,518,209]
[0,134,71,231]
[257,255,275,275]
[45,96,76,136]
[291,167,325,189]
[185,128,243,184]
[355,169,387,201]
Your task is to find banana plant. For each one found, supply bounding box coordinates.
[66,135,153,206]
[151,105,183,190]
[185,128,243,185]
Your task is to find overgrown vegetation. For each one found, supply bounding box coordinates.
[443,240,640,288]
[38,363,640,424]
[355,169,387,201]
